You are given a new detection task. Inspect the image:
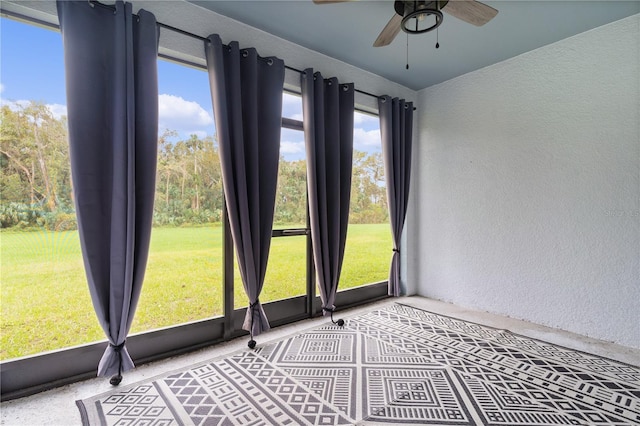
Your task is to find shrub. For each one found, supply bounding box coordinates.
[0,203,45,228]
[0,203,78,231]
[44,211,77,231]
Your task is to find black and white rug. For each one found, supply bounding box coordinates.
[77,304,640,425]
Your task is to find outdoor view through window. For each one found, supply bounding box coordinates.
[0,17,391,361]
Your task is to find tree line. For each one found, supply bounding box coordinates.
[1,101,388,230]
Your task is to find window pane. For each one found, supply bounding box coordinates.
[234,235,307,309]
[132,59,222,332]
[0,18,103,359]
[235,127,308,309]
[282,92,303,121]
[275,128,306,229]
[132,226,223,331]
[340,111,392,290]
[0,18,225,363]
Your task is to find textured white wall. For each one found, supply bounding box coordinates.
[413,15,640,348]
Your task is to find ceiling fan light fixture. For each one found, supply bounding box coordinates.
[401,7,443,34]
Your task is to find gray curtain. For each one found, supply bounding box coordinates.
[379,96,413,296]
[204,35,284,337]
[301,69,354,316]
[57,1,158,377]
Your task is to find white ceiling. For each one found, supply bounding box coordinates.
[189,1,640,91]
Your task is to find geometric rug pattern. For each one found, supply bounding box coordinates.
[77,303,640,425]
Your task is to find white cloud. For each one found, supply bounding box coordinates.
[47,103,67,120]
[282,92,301,107]
[280,140,305,155]
[354,111,377,125]
[0,99,67,120]
[282,92,304,121]
[158,94,214,133]
[353,127,381,149]
[0,99,28,110]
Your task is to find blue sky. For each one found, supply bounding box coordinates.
[1,17,381,161]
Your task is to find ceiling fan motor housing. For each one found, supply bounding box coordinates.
[396,0,448,34]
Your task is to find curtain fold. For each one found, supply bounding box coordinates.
[57,0,159,377]
[204,35,284,337]
[301,69,354,316]
[379,96,413,296]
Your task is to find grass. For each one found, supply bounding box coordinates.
[0,223,391,360]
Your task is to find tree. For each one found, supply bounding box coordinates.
[153,132,223,225]
[350,150,388,224]
[0,102,70,212]
[156,129,179,211]
[198,135,223,220]
[0,102,390,229]
[274,157,307,226]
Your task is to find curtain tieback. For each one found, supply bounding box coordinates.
[393,248,400,253]
[110,341,126,352]
[322,306,344,327]
[247,300,260,349]
[108,341,126,385]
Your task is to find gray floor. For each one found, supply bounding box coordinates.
[2,296,639,426]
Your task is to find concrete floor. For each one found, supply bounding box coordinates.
[2,296,639,426]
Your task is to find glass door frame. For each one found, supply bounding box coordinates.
[224,114,317,337]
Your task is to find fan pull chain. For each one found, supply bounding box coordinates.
[406,32,409,70]
[436,27,440,49]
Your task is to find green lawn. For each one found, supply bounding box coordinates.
[0,224,391,360]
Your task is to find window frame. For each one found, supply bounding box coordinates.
[0,15,389,400]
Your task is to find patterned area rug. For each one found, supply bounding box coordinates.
[77,304,640,425]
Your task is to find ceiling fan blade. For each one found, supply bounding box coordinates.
[442,0,498,26]
[373,13,402,47]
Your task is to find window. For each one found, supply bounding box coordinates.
[1,14,389,399]
[0,18,226,359]
[132,59,222,332]
[341,111,392,290]
[0,18,103,359]
[235,94,308,309]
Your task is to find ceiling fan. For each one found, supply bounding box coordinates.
[313,0,498,47]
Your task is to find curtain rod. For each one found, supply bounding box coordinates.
[156,20,386,102]
[87,0,394,104]
[2,2,412,107]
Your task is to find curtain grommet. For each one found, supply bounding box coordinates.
[267,58,274,66]
[241,50,248,58]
